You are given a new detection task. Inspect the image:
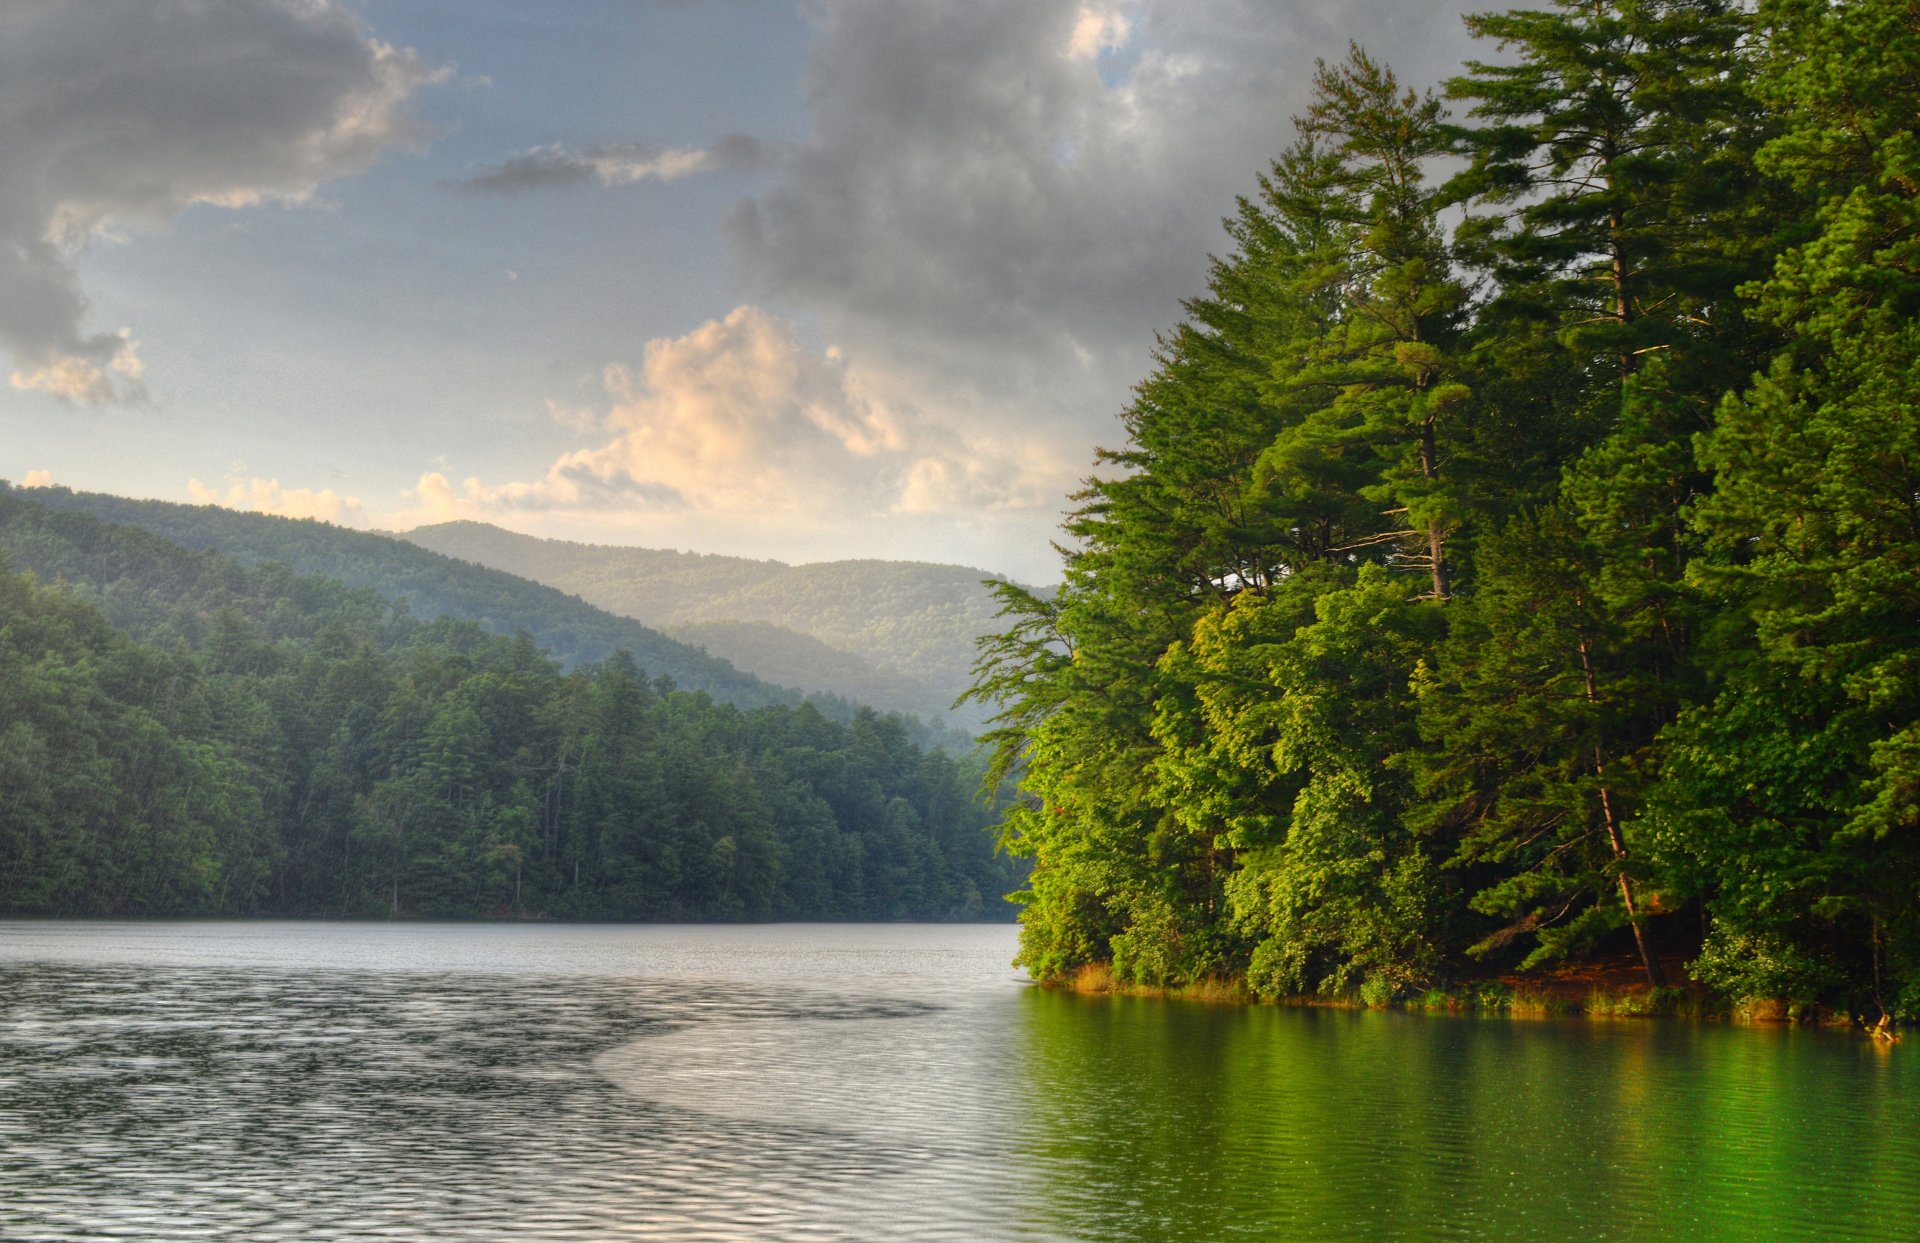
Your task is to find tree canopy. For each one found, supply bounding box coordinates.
[969,0,1920,1023]
[0,490,1020,921]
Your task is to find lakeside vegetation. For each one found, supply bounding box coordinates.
[0,490,1018,920]
[969,0,1920,1026]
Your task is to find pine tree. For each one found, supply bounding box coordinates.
[1658,0,1920,1021]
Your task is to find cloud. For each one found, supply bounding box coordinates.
[188,477,366,526]
[20,470,55,489]
[726,0,1487,450]
[391,306,1058,546]
[398,472,491,526]
[0,1,444,403]
[459,134,770,191]
[1067,3,1133,61]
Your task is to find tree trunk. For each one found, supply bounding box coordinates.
[1578,635,1664,989]
[1419,417,1448,599]
[1609,201,1636,377]
[1597,774,1664,989]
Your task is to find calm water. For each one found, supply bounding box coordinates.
[0,923,1913,1241]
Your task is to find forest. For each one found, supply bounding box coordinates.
[401,520,1010,729]
[0,491,1019,920]
[968,0,1920,1022]
[11,485,849,717]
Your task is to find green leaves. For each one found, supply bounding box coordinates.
[965,1,1920,1017]
[1660,0,1920,1018]
[0,492,1022,924]
[1449,0,1767,384]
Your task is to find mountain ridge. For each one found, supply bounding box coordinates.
[2,485,975,750]
[397,520,1015,730]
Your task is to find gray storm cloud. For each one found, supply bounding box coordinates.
[460,134,771,191]
[726,0,1492,437]
[0,0,442,403]
[423,0,1505,581]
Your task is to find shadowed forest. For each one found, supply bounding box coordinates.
[0,489,1018,921]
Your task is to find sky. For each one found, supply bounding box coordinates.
[0,0,1501,584]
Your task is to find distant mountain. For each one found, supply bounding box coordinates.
[398,522,1012,729]
[0,488,1020,922]
[0,486,405,652]
[3,485,893,727]
[392,520,788,622]
[664,620,954,722]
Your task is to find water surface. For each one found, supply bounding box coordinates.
[0,921,1912,1240]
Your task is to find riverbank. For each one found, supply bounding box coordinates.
[1056,950,1903,1037]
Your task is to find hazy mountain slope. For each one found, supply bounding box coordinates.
[395,520,786,623]
[0,497,1020,922]
[398,522,1008,726]
[666,620,956,722]
[676,559,1001,693]
[6,486,832,714]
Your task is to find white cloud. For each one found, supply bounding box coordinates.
[387,307,1060,565]
[188,477,366,526]
[0,1,444,403]
[1067,4,1133,61]
[20,470,55,489]
[399,472,491,526]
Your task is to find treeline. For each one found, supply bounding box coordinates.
[9,484,894,726]
[0,507,1019,920]
[971,0,1920,1020]
[402,520,1015,730]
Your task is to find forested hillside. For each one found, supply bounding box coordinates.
[395,521,788,622]
[970,0,1920,1023]
[400,522,1009,729]
[674,559,1004,695]
[663,621,952,723]
[0,502,1019,920]
[7,485,871,721]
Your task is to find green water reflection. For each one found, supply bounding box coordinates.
[1013,990,1919,1242]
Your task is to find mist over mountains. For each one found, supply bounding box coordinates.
[398,521,1015,730]
[4,484,1003,740]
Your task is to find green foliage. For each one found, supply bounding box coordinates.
[969,46,1478,998]
[1174,567,1447,999]
[11,487,860,718]
[969,4,1920,1021]
[0,493,1021,921]
[1690,925,1842,1007]
[1647,0,1920,1021]
[399,520,1014,731]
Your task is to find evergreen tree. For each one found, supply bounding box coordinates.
[1653,0,1920,1020]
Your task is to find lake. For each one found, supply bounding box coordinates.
[0,921,1913,1241]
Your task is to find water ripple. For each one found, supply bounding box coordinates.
[0,923,1914,1242]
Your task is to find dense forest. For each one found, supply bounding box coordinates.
[0,492,1019,920]
[8,484,905,728]
[402,521,1012,729]
[969,0,1920,1022]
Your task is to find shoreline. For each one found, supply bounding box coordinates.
[1051,962,1905,1038]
